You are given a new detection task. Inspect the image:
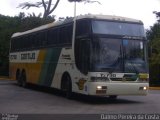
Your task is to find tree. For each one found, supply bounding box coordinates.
[18,0,60,19]
[153,11,160,22]
[68,0,101,4]
[0,13,55,76]
[147,11,160,64]
[0,15,20,76]
[147,11,160,86]
[18,0,101,19]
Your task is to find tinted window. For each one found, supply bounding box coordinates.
[59,24,73,44]
[66,24,73,43]
[11,23,73,52]
[59,27,66,44]
[76,19,91,36]
[75,38,90,74]
[92,20,145,37]
[48,28,59,45]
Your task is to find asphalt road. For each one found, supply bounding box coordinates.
[0,80,160,119]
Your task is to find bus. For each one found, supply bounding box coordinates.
[9,14,149,98]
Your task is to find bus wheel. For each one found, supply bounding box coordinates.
[21,70,27,88]
[66,77,72,99]
[16,69,22,86]
[61,74,72,99]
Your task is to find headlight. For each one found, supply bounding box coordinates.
[97,86,102,90]
[96,86,107,94]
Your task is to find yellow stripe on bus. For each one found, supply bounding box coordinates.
[10,50,47,84]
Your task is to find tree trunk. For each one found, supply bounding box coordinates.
[42,0,60,19]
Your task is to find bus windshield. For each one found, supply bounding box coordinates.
[91,38,148,73]
[92,20,145,37]
[123,39,147,73]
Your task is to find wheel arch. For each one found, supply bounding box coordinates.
[61,72,72,90]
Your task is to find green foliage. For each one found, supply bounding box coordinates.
[68,0,101,4]
[0,13,55,76]
[147,17,160,86]
[147,23,160,65]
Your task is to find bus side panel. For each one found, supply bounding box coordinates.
[51,48,89,95]
[51,48,73,89]
[27,50,46,84]
[38,48,62,87]
[10,48,62,87]
[9,63,20,80]
[9,50,46,84]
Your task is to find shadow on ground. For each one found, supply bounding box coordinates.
[0,80,144,105]
[11,82,143,105]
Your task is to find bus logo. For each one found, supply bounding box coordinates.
[76,79,87,90]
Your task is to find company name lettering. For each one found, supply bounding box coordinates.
[21,53,35,60]
[10,55,17,60]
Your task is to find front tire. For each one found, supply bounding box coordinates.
[66,78,72,99]
[61,74,72,99]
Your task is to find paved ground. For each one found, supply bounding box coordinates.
[0,80,160,119]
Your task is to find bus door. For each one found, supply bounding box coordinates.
[75,38,90,75]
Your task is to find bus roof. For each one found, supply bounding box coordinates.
[12,14,143,38]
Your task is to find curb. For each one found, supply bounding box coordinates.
[0,77,13,80]
[149,87,160,90]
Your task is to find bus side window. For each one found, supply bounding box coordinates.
[14,38,18,51]
[59,27,65,44]
[48,28,59,46]
[41,31,47,47]
[35,32,43,48]
[32,34,36,48]
[76,19,91,36]
[59,24,73,45]
[26,35,31,50]
[11,38,15,51]
[20,37,25,50]
[66,24,73,44]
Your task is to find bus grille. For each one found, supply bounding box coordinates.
[110,74,138,81]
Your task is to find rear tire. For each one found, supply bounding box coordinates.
[16,70,22,86]
[21,71,27,88]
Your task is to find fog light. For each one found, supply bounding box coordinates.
[97,86,102,90]
[139,86,147,90]
[143,87,147,90]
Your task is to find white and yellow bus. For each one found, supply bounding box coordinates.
[9,14,149,98]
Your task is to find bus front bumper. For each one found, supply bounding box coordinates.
[87,82,149,96]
